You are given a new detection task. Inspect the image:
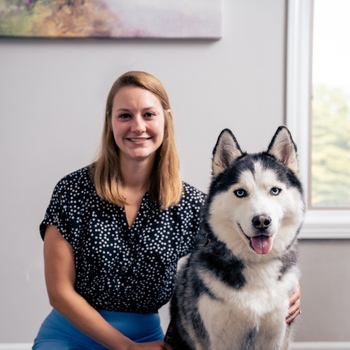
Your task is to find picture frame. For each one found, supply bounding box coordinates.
[0,0,222,39]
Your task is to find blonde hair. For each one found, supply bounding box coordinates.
[92,71,182,209]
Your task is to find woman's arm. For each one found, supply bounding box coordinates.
[44,225,170,350]
[286,281,301,325]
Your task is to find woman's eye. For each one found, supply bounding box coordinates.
[270,187,281,196]
[234,189,247,198]
[118,113,131,119]
[144,112,155,118]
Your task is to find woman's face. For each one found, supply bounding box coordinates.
[111,86,166,164]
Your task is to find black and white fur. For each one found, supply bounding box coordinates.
[168,126,304,350]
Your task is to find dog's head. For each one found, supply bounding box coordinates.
[206,126,304,261]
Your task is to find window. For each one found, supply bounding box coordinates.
[311,0,350,208]
[286,0,350,238]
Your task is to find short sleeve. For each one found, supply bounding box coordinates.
[39,179,71,241]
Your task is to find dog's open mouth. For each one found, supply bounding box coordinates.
[238,223,273,255]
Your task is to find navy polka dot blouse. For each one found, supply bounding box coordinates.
[40,166,206,313]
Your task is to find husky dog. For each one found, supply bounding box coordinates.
[168,126,304,350]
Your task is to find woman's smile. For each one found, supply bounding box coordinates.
[126,136,152,142]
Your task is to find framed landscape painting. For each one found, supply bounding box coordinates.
[0,0,222,39]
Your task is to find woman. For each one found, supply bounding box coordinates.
[33,71,300,349]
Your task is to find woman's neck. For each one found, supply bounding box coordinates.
[120,156,155,194]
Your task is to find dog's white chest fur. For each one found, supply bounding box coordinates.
[196,261,298,350]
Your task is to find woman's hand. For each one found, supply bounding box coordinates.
[128,340,172,349]
[286,281,301,325]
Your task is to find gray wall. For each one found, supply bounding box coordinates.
[297,240,350,342]
[1,0,349,346]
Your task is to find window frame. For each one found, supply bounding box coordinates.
[286,0,350,239]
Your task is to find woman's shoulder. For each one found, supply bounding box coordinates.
[181,182,207,205]
[54,166,93,193]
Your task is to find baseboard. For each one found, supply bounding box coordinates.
[0,345,32,350]
[290,342,350,350]
[1,342,349,350]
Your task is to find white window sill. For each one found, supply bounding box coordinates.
[301,210,350,239]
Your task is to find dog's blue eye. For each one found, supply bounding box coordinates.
[234,189,247,198]
[270,187,281,196]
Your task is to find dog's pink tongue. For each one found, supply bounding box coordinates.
[251,236,272,254]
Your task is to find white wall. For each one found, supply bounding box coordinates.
[3,0,348,347]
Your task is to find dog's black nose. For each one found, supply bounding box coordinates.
[252,215,271,229]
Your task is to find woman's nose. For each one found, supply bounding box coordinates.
[131,116,146,133]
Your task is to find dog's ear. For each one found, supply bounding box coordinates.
[267,126,299,174]
[212,129,243,176]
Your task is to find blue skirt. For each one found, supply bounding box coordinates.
[33,308,164,349]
